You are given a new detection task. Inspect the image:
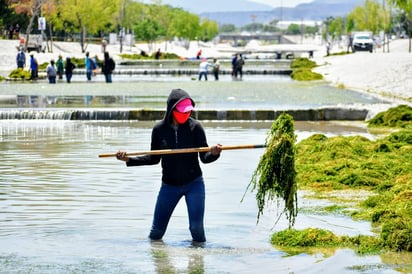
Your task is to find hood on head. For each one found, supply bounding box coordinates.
[165,88,195,122]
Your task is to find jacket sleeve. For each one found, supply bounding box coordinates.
[126,127,161,166]
[195,123,220,164]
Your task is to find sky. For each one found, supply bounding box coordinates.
[250,0,311,8]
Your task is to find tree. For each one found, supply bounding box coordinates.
[347,0,385,34]
[286,23,301,35]
[198,19,218,41]
[168,9,200,49]
[8,0,44,50]
[389,0,412,52]
[219,24,236,33]
[53,0,118,52]
[134,17,164,51]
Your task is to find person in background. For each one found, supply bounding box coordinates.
[29,54,38,81]
[212,58,220,81]
[56,55,64,80]
[196,49,202,60]
[231,54,238,78]
[65,57,76,83]
[198,57,209,81]
[101,38,107,53]
[84,52,93,81]
[101,51,116,83]
[92,54,100,76]
[16,48,26,69]
[155,48,161,60]
[116,88,222,243]
[326,41,331,56]
[46,59,57,84]
[235,54,245,80]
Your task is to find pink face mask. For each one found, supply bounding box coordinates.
[172,110,191,124]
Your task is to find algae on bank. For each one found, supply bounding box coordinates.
[273,105,412,253]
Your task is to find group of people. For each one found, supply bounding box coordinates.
[198,57,220,81]
[45,55,76,84]
[85,51,116,83]
[16,49,115,83]
[197,53,246,81]
[16,48,40,81]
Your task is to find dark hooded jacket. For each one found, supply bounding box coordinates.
[126,88,220,186]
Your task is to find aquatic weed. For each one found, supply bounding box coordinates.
[244,113,298,228]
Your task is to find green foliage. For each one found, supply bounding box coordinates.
[199,19,219,42]
[244,113,297,228]
[347,0,389,34]
[168,9,200,41]
[134,18,165,43]
[367,105,412,129]
[286,23,302,35]
[219,24,236,33]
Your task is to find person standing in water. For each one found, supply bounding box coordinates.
[116,88,222,243]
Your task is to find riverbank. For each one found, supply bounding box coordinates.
[313,39,412,104]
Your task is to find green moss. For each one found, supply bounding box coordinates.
[367,105,412,129]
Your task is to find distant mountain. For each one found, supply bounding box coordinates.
[200,0,363,27]
[141,0,273,13]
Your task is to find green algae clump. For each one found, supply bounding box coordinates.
[368,105,412,129]
[294,129,411,251]
[244,113,298,228]
[8,68,31,80]
[290,57,323,81]
[271,228,382,254]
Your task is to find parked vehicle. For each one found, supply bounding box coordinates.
[18,34,46,53]
[352,32,374,53]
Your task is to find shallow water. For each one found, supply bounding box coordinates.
[0,75,388,111]
[1,120,410,273]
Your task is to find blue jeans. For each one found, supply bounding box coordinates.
[86,70,92,81]
[149,176,206,242]
[104,73,112,83]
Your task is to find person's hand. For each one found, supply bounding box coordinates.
[116,150,129,162]
[210,144,222,156]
